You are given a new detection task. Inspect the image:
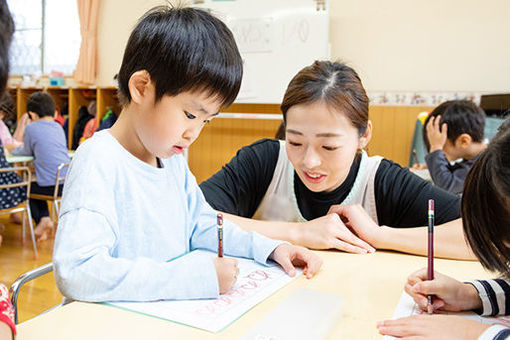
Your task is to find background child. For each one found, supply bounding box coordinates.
[378,119,510,339]
[10,92,70,241]
[423,100,487,195]
[53,6,321,303]
[0,92,28,149]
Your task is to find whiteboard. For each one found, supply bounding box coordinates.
[192,0,330,104]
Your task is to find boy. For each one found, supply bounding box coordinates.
[423,100,486,195]
[53,6,321,302]
[10,91,71,241]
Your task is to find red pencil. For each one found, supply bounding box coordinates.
[217,213,223,258]
[427,199,434,314]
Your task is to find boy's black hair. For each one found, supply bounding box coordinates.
[0,0,15,94]
[462,118,510,278]
[27,92,56,118]
[117,6,242,108]
[422,100,486,152]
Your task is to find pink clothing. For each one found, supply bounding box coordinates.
[0,120,20,146]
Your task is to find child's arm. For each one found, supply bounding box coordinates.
[425,150,467,194]
[184,161,322,275]
[0,284,15,339]
[53,208,222,302]
[10,124,33,156]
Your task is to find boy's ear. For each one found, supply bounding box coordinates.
[456,133,473,147]
[128,70,153,105]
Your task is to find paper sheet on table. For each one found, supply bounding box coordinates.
[384,292,510,340]
[106,250,301,333]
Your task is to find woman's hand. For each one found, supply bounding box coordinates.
[327,204,383,248]
[294,213,375,254]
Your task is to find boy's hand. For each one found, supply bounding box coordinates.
[426,115,448,152]
[269,244,322,279]
[212,257,239,294]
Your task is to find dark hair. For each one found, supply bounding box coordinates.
[462,119,510,277]
[0,91,14,121]
[275,121,285,140]
[117,6,242,108]
[280,60,369,136]
[0,0,15,94]
[422,100,485,152]
[27,92,56,118]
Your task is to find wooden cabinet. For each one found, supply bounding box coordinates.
[8,86,120,150]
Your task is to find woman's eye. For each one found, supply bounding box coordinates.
[323,146,339,151]
[288,141,302,147]
[185,111,196,119]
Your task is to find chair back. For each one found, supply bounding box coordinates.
[52,162,70,199]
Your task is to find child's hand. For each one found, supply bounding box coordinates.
[212,257,239,294]
[377,314,489,339]
[270,244,322,279]
[405,268,482,313]
[426,115,448,152]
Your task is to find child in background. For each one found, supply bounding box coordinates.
[0,92,28,149]
[10,92,71,241]
[423,100,487,195]
[378,119,510,340]
[53,6,321,303]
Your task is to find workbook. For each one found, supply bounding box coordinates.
[106,250,301,333]
[384,292,510,340]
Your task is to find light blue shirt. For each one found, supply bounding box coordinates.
[53,130,284,302]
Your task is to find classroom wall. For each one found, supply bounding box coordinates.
[97,0,510,93]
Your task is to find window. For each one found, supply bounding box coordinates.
[7,0,81,75]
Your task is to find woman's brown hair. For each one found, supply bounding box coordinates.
[280,60,369,136]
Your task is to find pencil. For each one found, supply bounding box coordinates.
[217,213,223,258]
[427,199,434,314]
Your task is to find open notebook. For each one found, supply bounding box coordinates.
[104,249,301,333]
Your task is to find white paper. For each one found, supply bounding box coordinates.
[384,292,510,340]
[107,250,301,333]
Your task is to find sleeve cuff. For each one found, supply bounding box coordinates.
[250,231,288,266]
[0,313,16,336]
[466,280,491,315]
[478,325,510,340]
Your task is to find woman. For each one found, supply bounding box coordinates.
[200,60,471,259]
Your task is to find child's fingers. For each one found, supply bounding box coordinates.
[277,253,296,277]
[299,251,322,278]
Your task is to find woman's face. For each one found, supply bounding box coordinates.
[285,101,370,193]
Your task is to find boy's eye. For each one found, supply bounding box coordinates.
[288,141,302,147]
[185,111,196,119]
[323,146,339,151]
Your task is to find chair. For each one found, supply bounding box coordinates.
[0,166,38,259]
[10,263,55,324]
[30,162,70,223]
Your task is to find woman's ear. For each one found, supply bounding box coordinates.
[128,70,153,105]
[359,120,373,149]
